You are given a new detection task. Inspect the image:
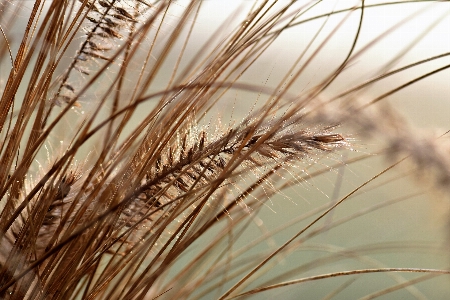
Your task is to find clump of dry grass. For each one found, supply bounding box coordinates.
[1,0,450,299]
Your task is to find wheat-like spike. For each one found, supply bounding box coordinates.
[51,0,150,107]
[109,120,346,255]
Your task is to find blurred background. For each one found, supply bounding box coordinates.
[180,1,450,299]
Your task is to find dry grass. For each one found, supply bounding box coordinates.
[0,0,450,299]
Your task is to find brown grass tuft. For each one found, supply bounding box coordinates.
[1,1,450,299]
